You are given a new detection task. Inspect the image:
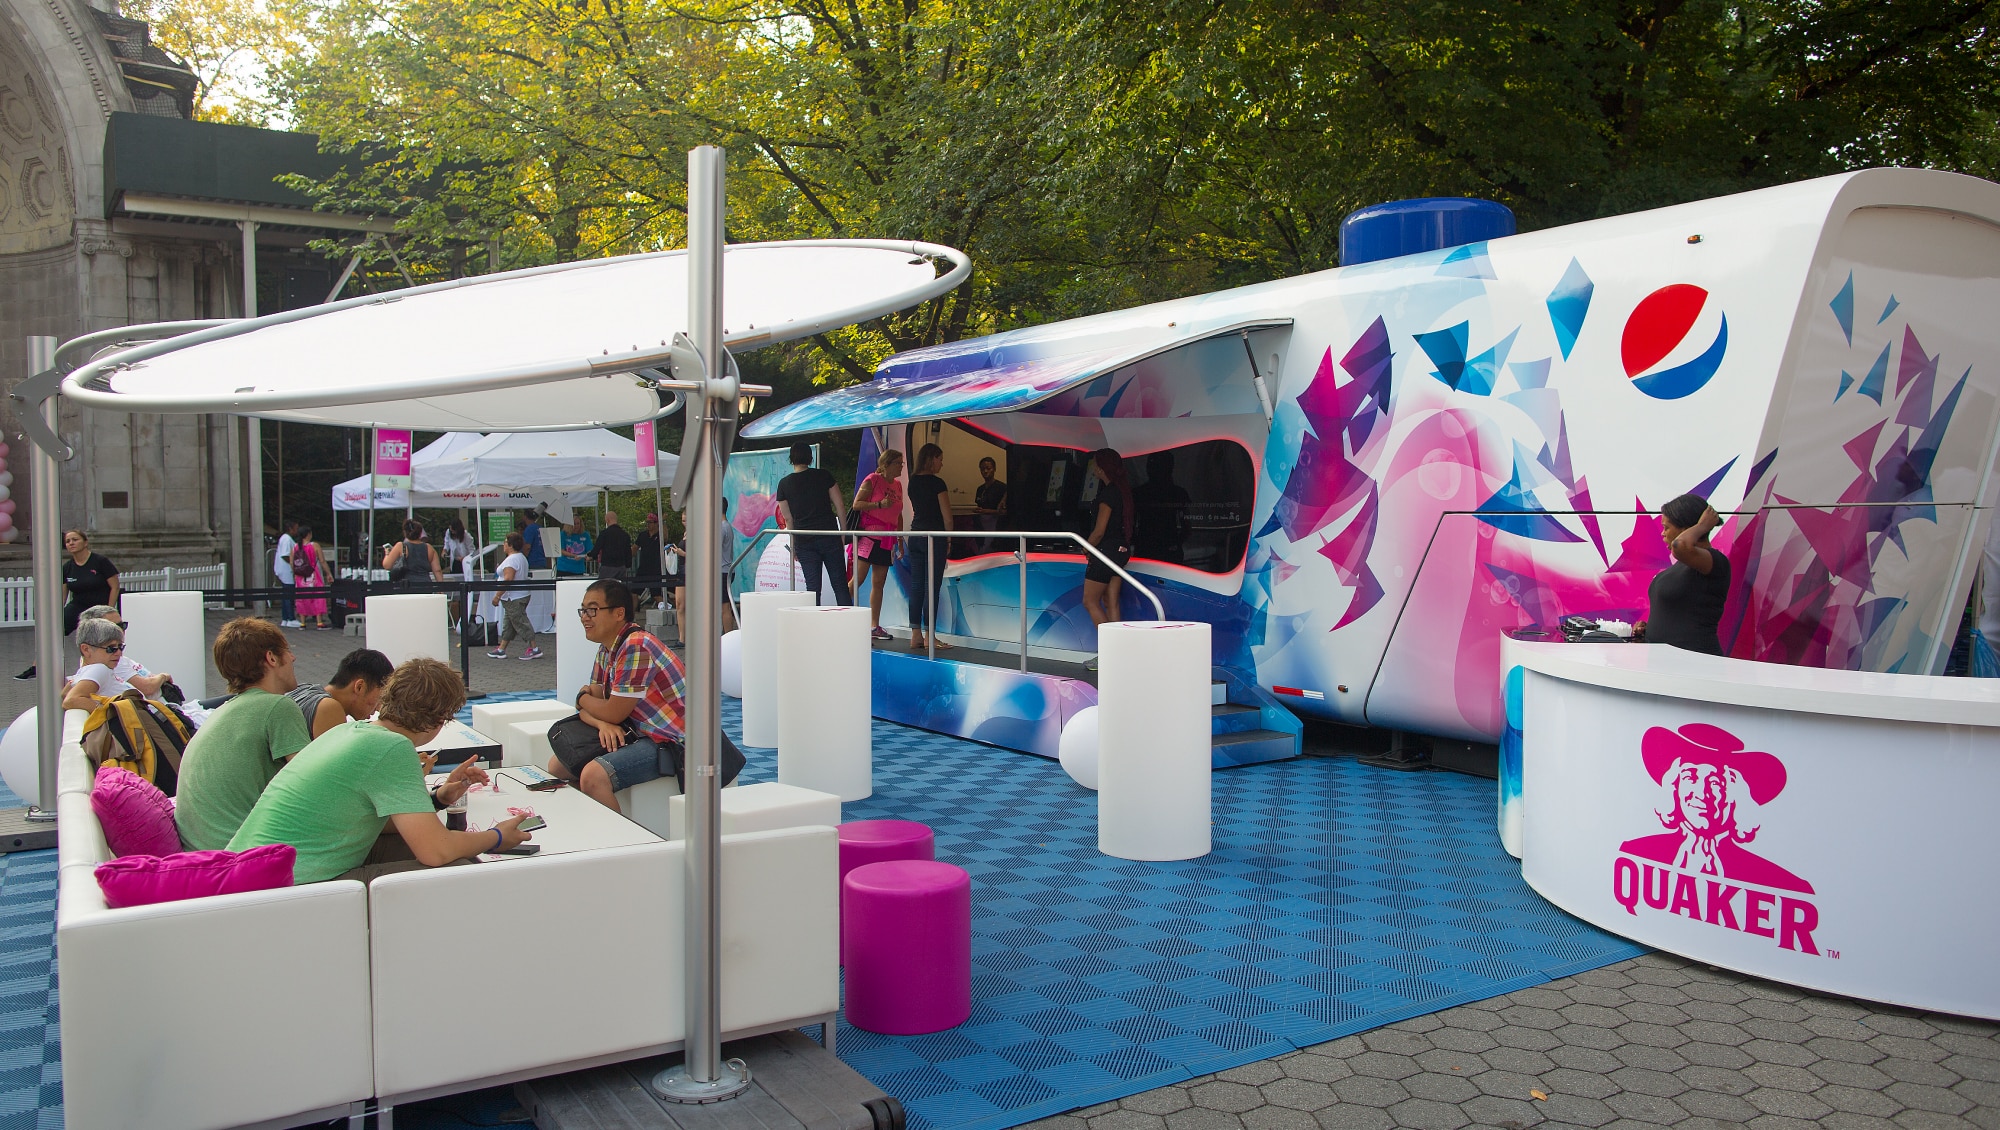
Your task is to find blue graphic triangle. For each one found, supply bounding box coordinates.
[1509,358,1550,390]
[1437,242,1497,279]
[1830,271,1855,345]
[1877,295,1900,325]
[1545,259,1593,361]
[1837,370,1854,401]
[1415,322,1470,390]
[1459,328,1518,397]
[1857,342,1890,404]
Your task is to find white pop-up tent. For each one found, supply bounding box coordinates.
[332,431,486,510]
[422,428,678,492]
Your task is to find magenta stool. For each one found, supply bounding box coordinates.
[843,860,971,1035]
[838,820,934,963]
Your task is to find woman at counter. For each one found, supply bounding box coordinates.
[1641,493,1729,655]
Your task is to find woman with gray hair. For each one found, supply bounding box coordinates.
[61,618,170,711]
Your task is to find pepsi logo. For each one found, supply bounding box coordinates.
[1621,284,1728,400]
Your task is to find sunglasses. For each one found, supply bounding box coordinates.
[89,642,125,654]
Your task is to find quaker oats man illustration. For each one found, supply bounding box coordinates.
[1618,722,1814,894]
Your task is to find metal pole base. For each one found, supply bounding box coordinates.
[650,1058,752,1104]
[23,807,55,824]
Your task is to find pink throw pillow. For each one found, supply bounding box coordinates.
[94,844,296,909]
[89,765,181,858]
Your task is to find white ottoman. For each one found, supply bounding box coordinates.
[666,781,841,840]
[503,717,559,769]
[471,698,570,740]
[617,776,682,837]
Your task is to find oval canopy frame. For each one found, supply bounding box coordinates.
[61,239,969,432]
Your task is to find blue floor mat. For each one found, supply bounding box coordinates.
[0,690,1645,1130]
[715,698,1646,1130]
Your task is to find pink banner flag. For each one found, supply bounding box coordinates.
[635,420,658,483]
[373,429,413,490]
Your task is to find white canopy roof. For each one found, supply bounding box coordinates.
[62,240,970,432]
[420,428,678,492]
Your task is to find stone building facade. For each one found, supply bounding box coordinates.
[0,0,338,579]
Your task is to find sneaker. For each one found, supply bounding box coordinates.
[12,665,33,681]
[285,619,303,628]
[520,647,544,660]
[486,649,509,659]
[870,627,892,641]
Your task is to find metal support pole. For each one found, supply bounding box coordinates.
[1019,535,1029,671]
[226,415,244,601]
[241,221,267,608]
[653,145,750,1104]
[26,337,62,821]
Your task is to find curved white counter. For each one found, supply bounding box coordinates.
[1499,637,2000,1020]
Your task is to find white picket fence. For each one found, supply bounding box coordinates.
[0,563,227,628]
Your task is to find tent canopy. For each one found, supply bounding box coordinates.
[332,431,488,511]
[64,240,970,432]
[421,428,678,493]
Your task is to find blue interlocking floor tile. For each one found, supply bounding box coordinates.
[3,690,1642,1130]
[713,697,1647,1130]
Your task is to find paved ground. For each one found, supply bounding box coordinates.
[0,608,563,719]
[1023,951,2000,1130]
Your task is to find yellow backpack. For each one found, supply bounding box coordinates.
[81,691,194,796]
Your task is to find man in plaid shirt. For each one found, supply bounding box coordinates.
[554,578,728,810]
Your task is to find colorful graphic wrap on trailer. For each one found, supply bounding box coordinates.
[752,171,2000,744]
[1247,179,2000,741]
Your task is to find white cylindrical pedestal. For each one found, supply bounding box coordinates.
[776,605,872,801]
[365,594,450,669]
[740,591,815,747]
[555,579,592,703]
[1098,621,1210,861]
[122,590,208,699]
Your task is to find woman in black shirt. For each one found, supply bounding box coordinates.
[1081,449,1134,669]
[1641,493,1730,655]
[61,529,119,637]
[903,443,952,651]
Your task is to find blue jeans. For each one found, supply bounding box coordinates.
[280,580,296,622]
[793,537,852,606]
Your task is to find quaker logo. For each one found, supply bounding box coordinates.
[1610,723,1825,956]
[1621,284,1728,400]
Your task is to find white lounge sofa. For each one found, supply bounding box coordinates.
[55,709,841,1130]
[367,824,838,1111]
[56,709,376,1130]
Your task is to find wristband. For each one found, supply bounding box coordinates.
[492,828,505,853]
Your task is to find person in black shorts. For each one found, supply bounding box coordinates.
[1080,449,1133,668]
[775,443,853,605]
[904,443,952,651]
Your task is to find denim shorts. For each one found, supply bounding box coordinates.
[595,736,673,791]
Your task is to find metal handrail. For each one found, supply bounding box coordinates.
[722,527,1165,668]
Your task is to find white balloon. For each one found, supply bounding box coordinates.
[0,471,14,486]
[719,629,744,699]
[0,708,41,805]
[0,485,12,504]
[1059,706,1100,790]
[0,529,17,543]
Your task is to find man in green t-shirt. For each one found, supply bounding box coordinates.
[231,658,533,883]
[175,618,312,851]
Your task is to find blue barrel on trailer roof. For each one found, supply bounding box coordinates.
[1338,197,1516,267]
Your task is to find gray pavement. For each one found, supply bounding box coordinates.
[0,609,562,720]
[1024,951,2000,1130]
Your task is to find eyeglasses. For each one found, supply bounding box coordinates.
[577,605,610,619]
[90,643,125,654]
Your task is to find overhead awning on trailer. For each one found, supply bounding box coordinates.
[741,319,1292,439]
